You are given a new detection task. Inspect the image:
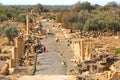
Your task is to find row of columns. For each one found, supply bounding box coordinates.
[0,47,18,75]
[72,41,91,62]
[80,41,91,62]
[0,15,30,75]
[8,37,25,74]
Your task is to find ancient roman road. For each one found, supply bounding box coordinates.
[35,20,74,75]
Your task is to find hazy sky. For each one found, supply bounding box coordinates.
[0,0,120,5]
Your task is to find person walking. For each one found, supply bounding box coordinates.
[34,41,43,53]
[55,37,59,42]
[67,39,72,47]
[42,46,46,53]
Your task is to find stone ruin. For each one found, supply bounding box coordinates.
[0,36,25,75]
[0,14,44,75]
[70,40,120,80]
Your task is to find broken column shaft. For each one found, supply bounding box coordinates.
[85,46,90,60]
[80,41,84,62]
[26,15,29,35]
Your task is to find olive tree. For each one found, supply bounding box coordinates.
[2,24,18,45]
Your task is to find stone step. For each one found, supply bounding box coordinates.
[17,75,77,80]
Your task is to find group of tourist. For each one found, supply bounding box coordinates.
[24,35,47,55]
[34,41,46,54]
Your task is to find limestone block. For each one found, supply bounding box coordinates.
[0,63,9,75]
[9,68,15,75]
[114,36,120,39]
[109,71,120,80]
[94,72,109,80]
[97,65,105,73]
[110,61,120,71]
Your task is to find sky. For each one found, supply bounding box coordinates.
[0,0,120,5]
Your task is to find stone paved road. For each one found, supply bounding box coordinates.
[35,20,65,75]
[36,36,65,75]
[35,20,74,75]
[54,27,74,74]
[16,19,75,80]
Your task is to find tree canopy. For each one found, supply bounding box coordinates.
[56,1,120,33]
[2,24,18,38]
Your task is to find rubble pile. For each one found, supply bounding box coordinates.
[60,28,120,80]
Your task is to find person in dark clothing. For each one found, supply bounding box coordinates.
[67,39,72,47]
[34,42,43,53]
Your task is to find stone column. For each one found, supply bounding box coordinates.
[85,46,89,60]
[88,53,92,60]
[74,42,80,61]
[9,59,15,74]
[73,43,77,58]
[9,59,13,68]
[11,47,18,68]
[15,37,20,59]
[31,10,33,14]
[77,41,81,62]
[15,37,24,59]
[80,41,84,62]
[26,15,29,35]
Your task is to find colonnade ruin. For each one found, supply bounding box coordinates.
[0,13,47,75]
[59,26,120,80]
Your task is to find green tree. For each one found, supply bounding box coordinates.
[2,24,18,45]
[48,15,56,20]
[0,14,7,23]
[0,5,7,23]
[16,14,33,24]
[83,17,104,31]
[33,3,43,15]
[61,12,78,29]
[105,19,120,32]
[16,14,26,23]
[103,1,118,11]
[72,22,83,32]
[76,1,93,12]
